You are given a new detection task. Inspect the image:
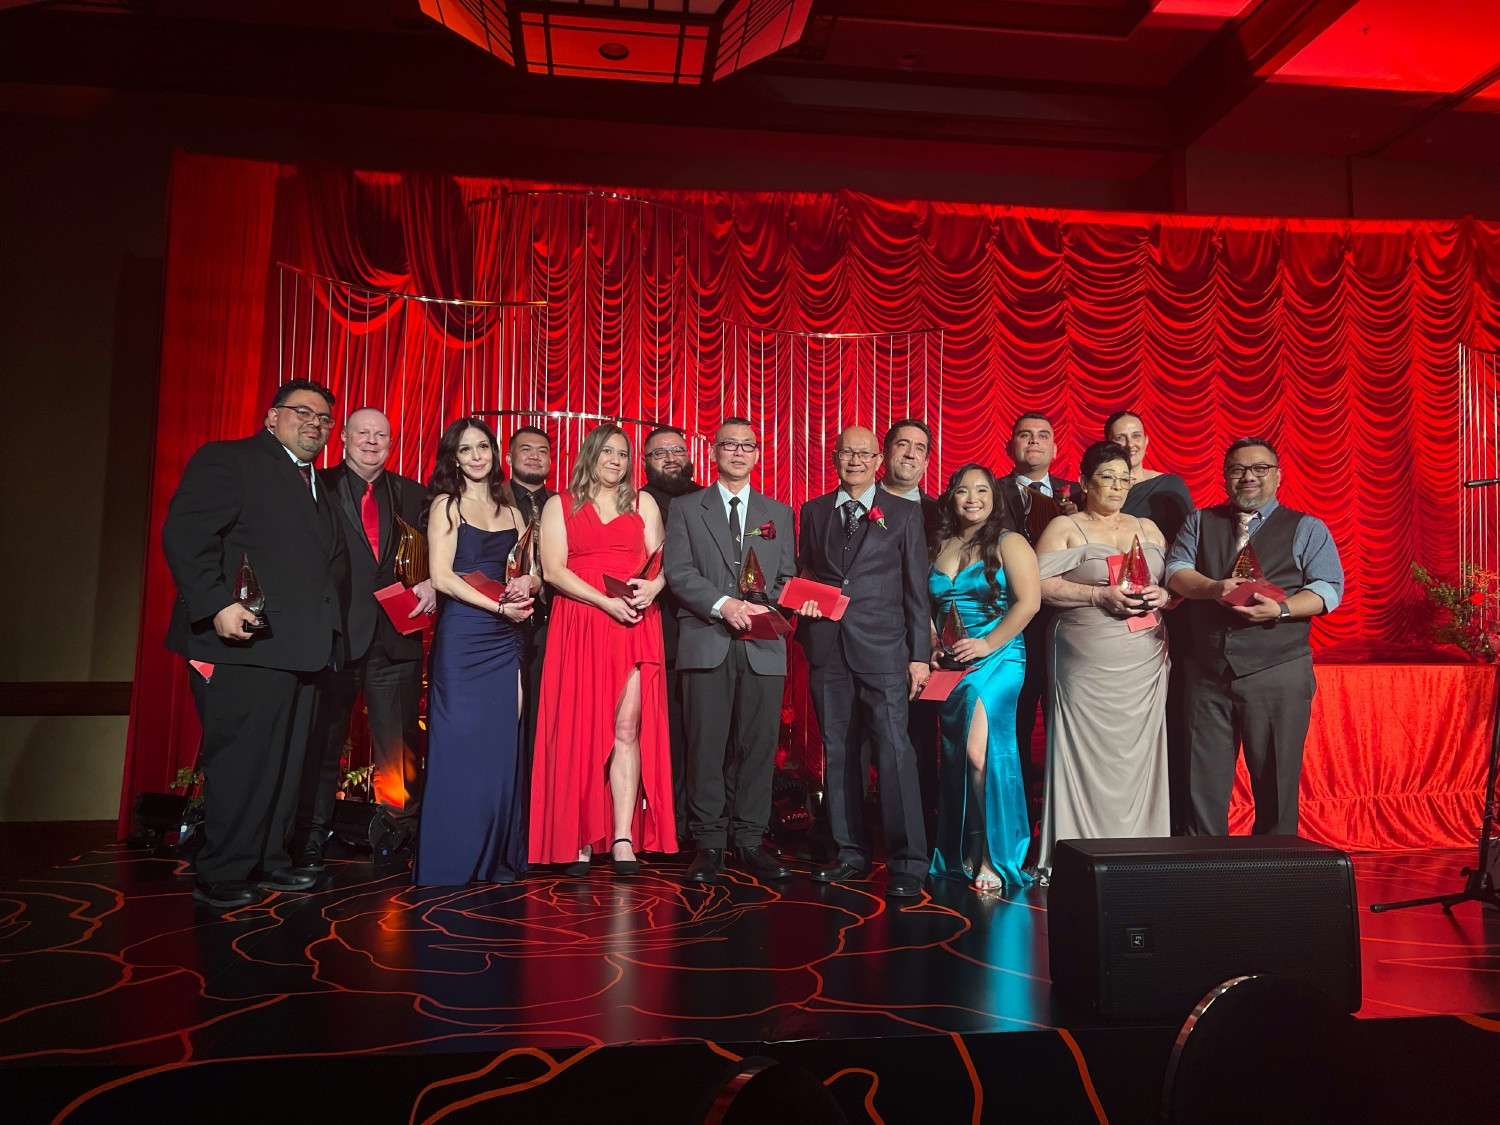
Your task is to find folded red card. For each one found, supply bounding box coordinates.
[189,660,214,683]
[739,610,791,639]
[463,571,507,603]
[374,581,427,635]
[1105,554,1158,632]
[778,577,850,621]
[920,669,969,701]
[1220,579,1286,607]
[603,573,635,599]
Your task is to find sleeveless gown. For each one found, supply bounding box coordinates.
[1034,532,1170,878]
[529,502,675,863]
[928,553,1032,890]
[414,519,527,885]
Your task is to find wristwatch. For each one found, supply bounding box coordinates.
[1277,602,1292,621]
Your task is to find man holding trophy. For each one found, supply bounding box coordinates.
[664,417,796,885]
[161,379,350,909]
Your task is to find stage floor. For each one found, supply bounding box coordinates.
[2,842,1498,1122]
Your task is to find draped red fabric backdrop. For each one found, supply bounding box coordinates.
[123,150,1500,845]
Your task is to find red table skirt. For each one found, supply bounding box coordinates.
[1229,663,1496,851]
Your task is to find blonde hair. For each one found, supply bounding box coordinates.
[569,423,636,515]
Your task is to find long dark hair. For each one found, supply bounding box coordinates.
[428,417,511,528]
[934,463,1012,607]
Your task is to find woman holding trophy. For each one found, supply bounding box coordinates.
[927,464,1040,893]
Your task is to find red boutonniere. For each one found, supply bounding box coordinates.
[867,505,887,530]
[747,520,777,540]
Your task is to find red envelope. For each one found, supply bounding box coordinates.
[778,577,850,621]
[1106,554,1158,633]
[375,582,428,635]
[603,574,635,599]
[463,571,507,603]
[920,668,969,701]
[1220,579,1287,607]
[739,610,791,639]
[189,660,214,683]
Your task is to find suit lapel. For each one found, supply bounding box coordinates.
[699,486,737,573]
[256,430,328,550]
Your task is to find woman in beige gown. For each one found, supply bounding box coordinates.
[1031,440,1172,882]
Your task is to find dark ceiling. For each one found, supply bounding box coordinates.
[4,0,1499,189]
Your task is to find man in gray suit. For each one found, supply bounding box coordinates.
[666,417,797,885]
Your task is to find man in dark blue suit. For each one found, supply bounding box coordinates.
[162,379,349,909]
[796,425,932,898]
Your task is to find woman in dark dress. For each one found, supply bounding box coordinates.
[1105,411,1193,545]
[413,417,537,885]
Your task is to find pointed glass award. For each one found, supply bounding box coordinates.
[1221,539,1287,606]
[1120,534,1151,594]
[234,552,268,631]
[937,603,971,669]
[740,545,770,605]
[505,510,539,582]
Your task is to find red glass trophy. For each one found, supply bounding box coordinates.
[740,546,769,605]
[937,603,971,670]
[234,552,268,631]
[1220,541,1286,606]
[604,544,667,600]
[1116,535,1157,631]
[505,510,540,583]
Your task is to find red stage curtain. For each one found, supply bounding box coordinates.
[122,151,1500,847]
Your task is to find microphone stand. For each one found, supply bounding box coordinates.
[1370,477,1500,914]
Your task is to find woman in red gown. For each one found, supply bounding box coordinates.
[530,423,675,873]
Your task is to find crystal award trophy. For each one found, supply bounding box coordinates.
[234,552,268,631]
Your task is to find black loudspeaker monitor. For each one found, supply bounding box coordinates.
[1047,836,1361,1020]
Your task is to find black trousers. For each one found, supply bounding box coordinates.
[298,632,424,836]
[666,664,691,844]
[1185,654,1316,837]
[190,662,318,883]
[809,661,929,877]
[681,641,785,849]
[1015,610,1052,815]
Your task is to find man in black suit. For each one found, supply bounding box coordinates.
[640,424,703,848]
[877,418,941,837]
[505,425,553,768]
[796,425,932,898]
[665,417,796,885]
[293,408,435,872]
[999,411,1078,819]
[162,379,349,909]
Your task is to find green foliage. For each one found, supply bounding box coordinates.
[1411,563,1498,662]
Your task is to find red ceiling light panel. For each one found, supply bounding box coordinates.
[420,0,811,84]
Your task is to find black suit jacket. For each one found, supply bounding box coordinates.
[162,428,348,672]
[321,463,428,663]
[796,490,932,674]
[879,484,941,550]
[1000,472,1079,544]
[642,481,705,663]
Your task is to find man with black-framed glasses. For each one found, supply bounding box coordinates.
[1165,437,1344,837]
[641,424,704,847]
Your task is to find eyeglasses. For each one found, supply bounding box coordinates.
[278,404,335,428]
[716,441,759,454]
[835,450,880,463]
[644,446,689,461]
[1225,463,1278,479]
[1094,473,1134,487]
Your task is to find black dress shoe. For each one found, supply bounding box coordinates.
[737,846,790,881]
[885,873,925,898]
[192,880,259,910]
[685,848,725,884]
[809,860,870,883]
[256,868,318,893]
[292,833,326,874]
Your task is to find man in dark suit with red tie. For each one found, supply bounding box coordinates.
[162,379,349,909]
[293,408,435,873]
[796,425,932,898]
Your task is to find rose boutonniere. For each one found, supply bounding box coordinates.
[746,520,776,540]
[867,505,887,530]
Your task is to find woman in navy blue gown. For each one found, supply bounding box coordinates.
[928,464,1040,893]
[414,417,537,885]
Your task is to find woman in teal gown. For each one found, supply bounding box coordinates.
[927,464,1041,892]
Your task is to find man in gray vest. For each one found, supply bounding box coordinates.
[1165,438,1344,837]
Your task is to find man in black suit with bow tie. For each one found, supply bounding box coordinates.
[796,425,931,898]
[293,407,435,873]
[162,379,349,909]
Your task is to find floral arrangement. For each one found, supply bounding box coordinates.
[1410,563,1500,662]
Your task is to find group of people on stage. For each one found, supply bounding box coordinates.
[162,378,1343,909]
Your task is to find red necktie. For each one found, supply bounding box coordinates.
[298,465,312,490]
[361,479,380,557]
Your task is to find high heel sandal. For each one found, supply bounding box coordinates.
[563,846,592,878]
[610,837,640,876]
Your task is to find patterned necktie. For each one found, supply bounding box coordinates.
[728,495,742,567]
[361,479,380,557]
[1234,510,1255,553]
[298,464,312,491]
[842,498,864,538]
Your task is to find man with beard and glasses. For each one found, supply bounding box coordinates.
[506,426,553,766]
[640,424,704,847]
[1166,438,1343,837]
